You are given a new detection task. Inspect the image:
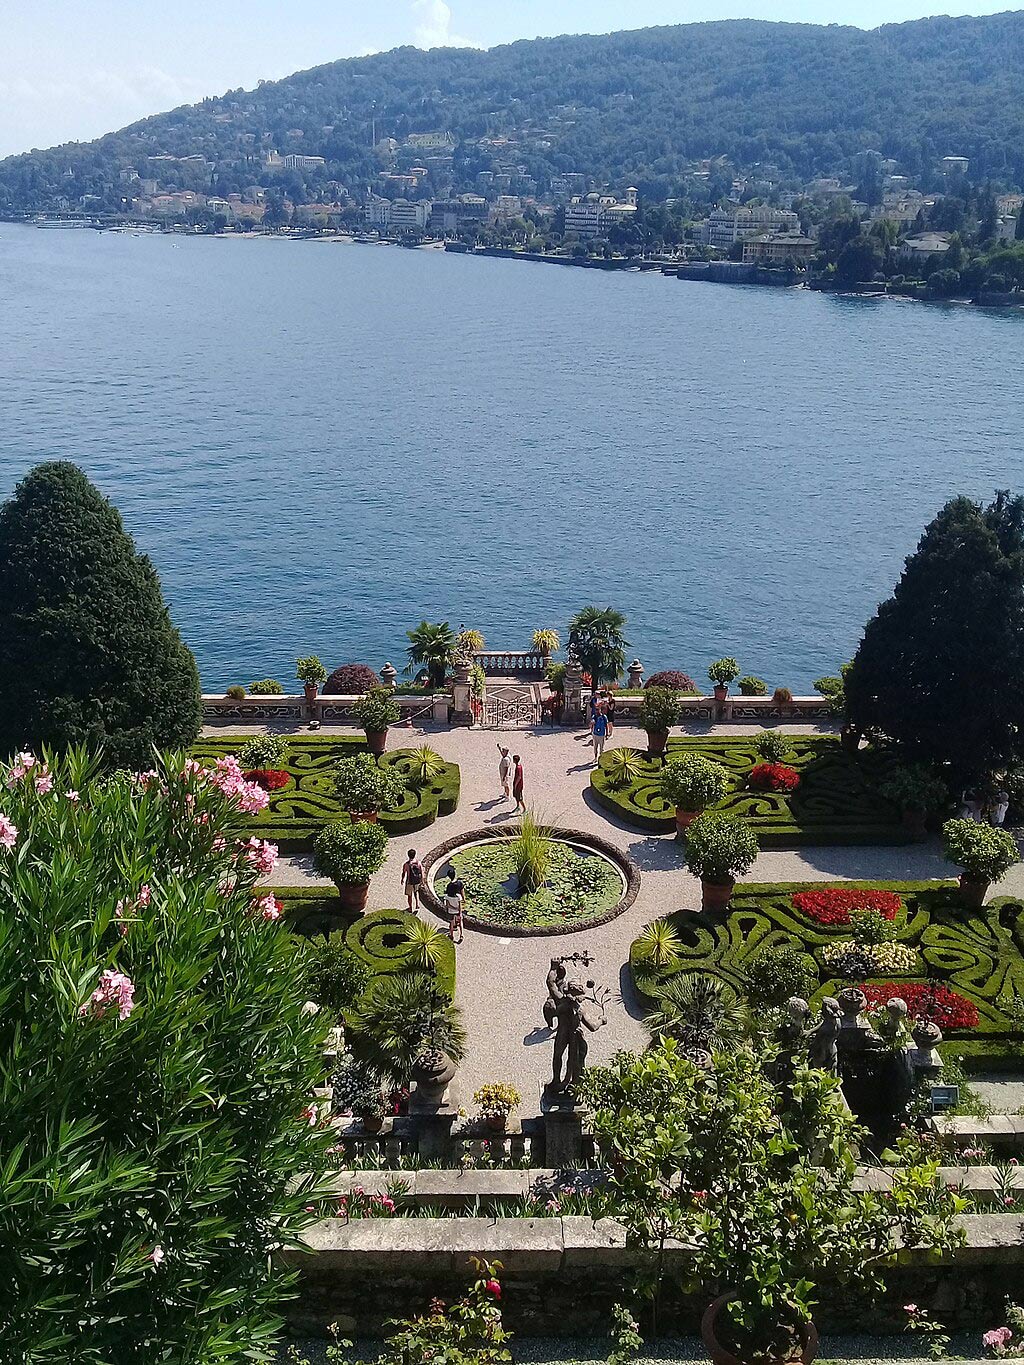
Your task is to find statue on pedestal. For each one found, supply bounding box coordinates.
[545,969,608,1100]
[808,997,842,1073]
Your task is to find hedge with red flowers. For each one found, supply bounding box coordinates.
[244,768,290,792]
[863,981,980,1030]
[748,762,800,792]
[792,888,902,926]
[630,879,1024,1063]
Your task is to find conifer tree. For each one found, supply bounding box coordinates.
[846,491,1024,780]
[0,462,201,768]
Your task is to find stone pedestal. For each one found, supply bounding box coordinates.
[451,660,473,726]
[409,1106,457,1161]
[563,661,586,726]
[544,1108,584,1168]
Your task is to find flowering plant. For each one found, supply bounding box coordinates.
[380,1259,512,1365]
[792,888,902,927]
[473,1082,522,1120]
[243,768,290,792]
[0,747,334,1361]
[982,1304,1024,1357]
[821,940,917,979]
[748,762,800,792]
[863,981,979,1030]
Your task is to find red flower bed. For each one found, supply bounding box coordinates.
[748,762,801,792]
[244,768,289,792]
[792,888,902,927]
[863,981,979,1031]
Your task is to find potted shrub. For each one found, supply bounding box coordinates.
[708,658,740,702]
[637,687,680,757]
[737,675,767,696]
[755,731,788,764]
[772,686,793,705]
[660,754,730,833]
[880,764,948,839]
[473,1082,522,1132]
[942,817,1018,907]
[313,819,388,912]
[532,628,560,657]
[684,811,758,912]
[296,654,327,702]
[225,684,246,701]
[333,752,406,822]
[581,1044,965,1365]
[352,686,401,755]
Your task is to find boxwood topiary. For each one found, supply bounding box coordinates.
[313,820,388,887]
[333,753,406,814]
[660,753,730,811]
[684,811,759,884]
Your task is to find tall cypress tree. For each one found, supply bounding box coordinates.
[0,462,201,768]
[846,491,1024,781]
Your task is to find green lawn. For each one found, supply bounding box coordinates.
[592,736,905,845]
[631,880,1024,1068]
[193,735,460,849]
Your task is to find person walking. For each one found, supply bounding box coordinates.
[512,753,525,813]
[401,847,424,911]
[443,868,465,943]
[497,743,512,800]
[590,707,611,763]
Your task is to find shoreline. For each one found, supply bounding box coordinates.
[5,216,1024,312]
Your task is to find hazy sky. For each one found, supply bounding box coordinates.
[1,0,1015,157]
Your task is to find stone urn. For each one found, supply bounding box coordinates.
[410,1047,457,1107]
[910,1019,944,1075]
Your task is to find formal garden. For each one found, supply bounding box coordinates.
[5,465,1024,1363]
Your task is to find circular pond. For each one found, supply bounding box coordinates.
[421,826,639,935]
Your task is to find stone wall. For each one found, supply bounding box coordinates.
[201,693,449,724]
[283,1211,1024,1338]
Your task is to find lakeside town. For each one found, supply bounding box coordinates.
[19,133,1024,302]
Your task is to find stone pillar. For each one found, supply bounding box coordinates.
[627,658,644,690]
[563,660,586,726]
[431,694,450,723]
[411,1108,457,1161]
[451,660,473,726]
[544,1109,584,1168]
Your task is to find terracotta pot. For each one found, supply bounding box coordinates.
[485,1114,508,1133]
[349,810,380,825]
[701,1295,818,1365]
[839,726,860,755]
[701,878,735,913]
[303,681,318,703]
[713,684,728,702]
[357,1113,383,1134]
[335,880,370,913]
[901,805,928,840]
[675,807,699,834]
[645,727,669,757]
[365,728,387,756]
[958,874,990,909]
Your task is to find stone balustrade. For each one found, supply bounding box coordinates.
[472,650,548,677]
[201,693,450,724]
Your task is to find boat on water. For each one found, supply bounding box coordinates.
[35,218,97,229]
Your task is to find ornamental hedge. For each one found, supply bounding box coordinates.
[630,880,1024,1066]
[591,736,904,846]
[191,736,460,849]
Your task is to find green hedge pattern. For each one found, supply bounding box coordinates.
[631,881,1024,1055]
[192,736,460,847]
[592,737,904,845]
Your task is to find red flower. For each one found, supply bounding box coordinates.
[862,981,979,1031]
[748,762,800,792]
[792,888,902,927]
[485,1279,502,1298]
[243,768,289,791]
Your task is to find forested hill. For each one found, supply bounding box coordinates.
[4,11,1024,212]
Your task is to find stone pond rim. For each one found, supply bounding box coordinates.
[418,825,641,937]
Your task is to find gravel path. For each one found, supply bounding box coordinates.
[233,719,1024,1105]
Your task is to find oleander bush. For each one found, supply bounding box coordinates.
[631,880,1024,1063]
[323,663,382,695]
[0,747,331,1363]
[192,736,460,848]
[591,736,904,845]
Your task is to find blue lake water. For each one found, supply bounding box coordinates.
[1,222,1021,691]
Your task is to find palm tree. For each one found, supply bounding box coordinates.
[567,606,628,690]
[644,973,746,1053]
[348,972,466,1088]
[405,621,457,688]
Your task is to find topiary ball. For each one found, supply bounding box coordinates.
[323,663,383,695]
[646,670,698,693]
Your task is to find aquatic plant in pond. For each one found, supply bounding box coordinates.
[436,838,624,929]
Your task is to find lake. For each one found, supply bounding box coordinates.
[1,222,1021,691]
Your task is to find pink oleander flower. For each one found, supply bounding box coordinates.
[904,1304,920,1316]
[149,1245,165,1267]
[65,790,80,805]
[255,893,283,922]
[134,769,159,790]
[5,752,36,786]
[241,837,278,877]
[34,768,53,795]
[983,1327,1012,1350]
[300,1104,319,1127]
[137,883,152,907]
[0,814,17,850]
[80,969,136,1022]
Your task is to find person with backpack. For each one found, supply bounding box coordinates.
[590,706,612,762]
[402,848,425,910]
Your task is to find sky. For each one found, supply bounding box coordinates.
[1,0,1016,158]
